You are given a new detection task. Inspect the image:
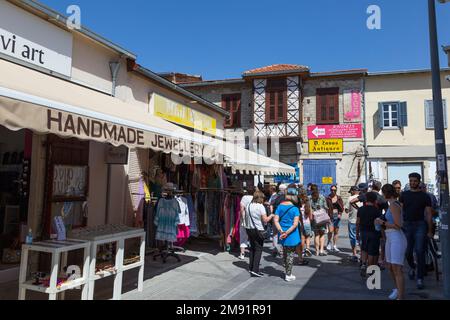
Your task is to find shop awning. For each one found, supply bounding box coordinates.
[0,59,294,176]
[0,59,216,158]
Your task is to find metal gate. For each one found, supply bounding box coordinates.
[303,160,337,195]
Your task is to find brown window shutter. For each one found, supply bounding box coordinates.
[223,94,241,128]
[317,88,339,124]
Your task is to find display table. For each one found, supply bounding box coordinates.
[18,239,90,300]
[69,225,146,300]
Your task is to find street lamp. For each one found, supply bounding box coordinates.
[428,0,450,299]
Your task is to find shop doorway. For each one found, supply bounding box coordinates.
[302,160,337,195]
[0,126,32,271]
[42,135,89,238]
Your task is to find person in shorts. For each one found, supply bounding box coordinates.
[356,192,382,277]
[326,185,344,252]
[346,186,361,262]
[309,184,329,256]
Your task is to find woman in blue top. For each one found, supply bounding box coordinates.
[274,185,301,282]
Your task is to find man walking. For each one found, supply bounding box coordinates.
[346,186,361,262]
[399,173,433,290]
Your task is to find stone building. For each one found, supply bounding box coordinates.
[175,66,368,195]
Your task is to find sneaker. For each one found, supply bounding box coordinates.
[417,279,425,290]
[238,254,245,260]
[326,243,333,251]
[408,269,416,280]
[333,246,340,253]
[319,251,327,256]
[351,255,359,262]
[360,264,367,278]
[250,271,264,278]
[305,248,312,257]
[285,274,296,282]
[388,289,398,300]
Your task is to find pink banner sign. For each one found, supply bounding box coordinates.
[343,90,362,122]
[307,124,363,140]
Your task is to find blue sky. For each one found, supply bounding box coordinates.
[40,0,450,80]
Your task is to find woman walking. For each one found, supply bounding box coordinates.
[274,185,302,281]
[299,188,313,257]
[242,190,274,277]
[326,185,345,252]
[309,185,329,256]
[375,184,407,300]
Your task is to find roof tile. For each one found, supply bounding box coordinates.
[244,64,309,75]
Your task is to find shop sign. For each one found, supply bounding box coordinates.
[322,177,333,184]
[343,90,362,122]
[307,124,362,140]
[0,1,73,77]
[309,139,343,153]
[152,93,217,135]
[53,165,88,197]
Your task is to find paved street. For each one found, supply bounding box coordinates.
[121,219,444,301]
[0,219,443,300]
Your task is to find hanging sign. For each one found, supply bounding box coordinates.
[309,139,343,153]
[343,90,362,122]
[308,124,362,140]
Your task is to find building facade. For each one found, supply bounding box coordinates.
[180,66,367,196]
[365,68,450,194]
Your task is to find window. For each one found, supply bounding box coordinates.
[221,94,241,128]
[265,78,287,123]
[425,99,447,129]
[316,88,339,124]
[378,102,408,129]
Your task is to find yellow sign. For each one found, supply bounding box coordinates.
[153,94,217,135]
[322,177,333,184]
[309,139,343,153]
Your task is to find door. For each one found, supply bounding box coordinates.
[303,160,337,195]
[387,163,423,191]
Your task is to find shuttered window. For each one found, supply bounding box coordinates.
[425,99,447,129]
[265,79,287,124]
[316,88,339,124]
[222,94,241,128]
[377,102,408,129]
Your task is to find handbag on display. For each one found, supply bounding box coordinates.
[313,208,331,227]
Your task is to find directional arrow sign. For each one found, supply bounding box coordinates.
[312,127,326,138]
[307,124,362,140]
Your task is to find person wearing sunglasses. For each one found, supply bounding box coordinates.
[392,180,402,199]
[326,185,345,252]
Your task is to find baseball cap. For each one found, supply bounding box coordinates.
[358,183,368,191]
[279,184,288,191]
[349,186,359,193]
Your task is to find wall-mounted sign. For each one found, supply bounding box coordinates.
[343,90,362,122]
[0,1,73,77]
[308,124,362,140]
[322,177,333,184]
[105,145,129,164]
[152,93,217,135]
[309,139,343,153]
[53,165,88,197]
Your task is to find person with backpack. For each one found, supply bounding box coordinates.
[241,190,274,277]
[274,186,302,281]
[326,185,345,252]
[356,192,382,277]
[309,184,330,256]
[375,184,407,300]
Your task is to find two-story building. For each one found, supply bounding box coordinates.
[365,68,450,193]
[179,66,368,195]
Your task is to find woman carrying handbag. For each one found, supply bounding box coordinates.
[308,184,330,256]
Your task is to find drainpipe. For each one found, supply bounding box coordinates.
[109,61,121,97]
[362,76,369,183]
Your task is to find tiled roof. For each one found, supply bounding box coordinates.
[243,64,309,75]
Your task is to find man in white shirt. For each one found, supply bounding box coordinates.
[346,186,361,262]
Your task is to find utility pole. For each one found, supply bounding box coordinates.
[428,0,450,299]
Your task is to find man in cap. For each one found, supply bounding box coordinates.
[346,186,361,262]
